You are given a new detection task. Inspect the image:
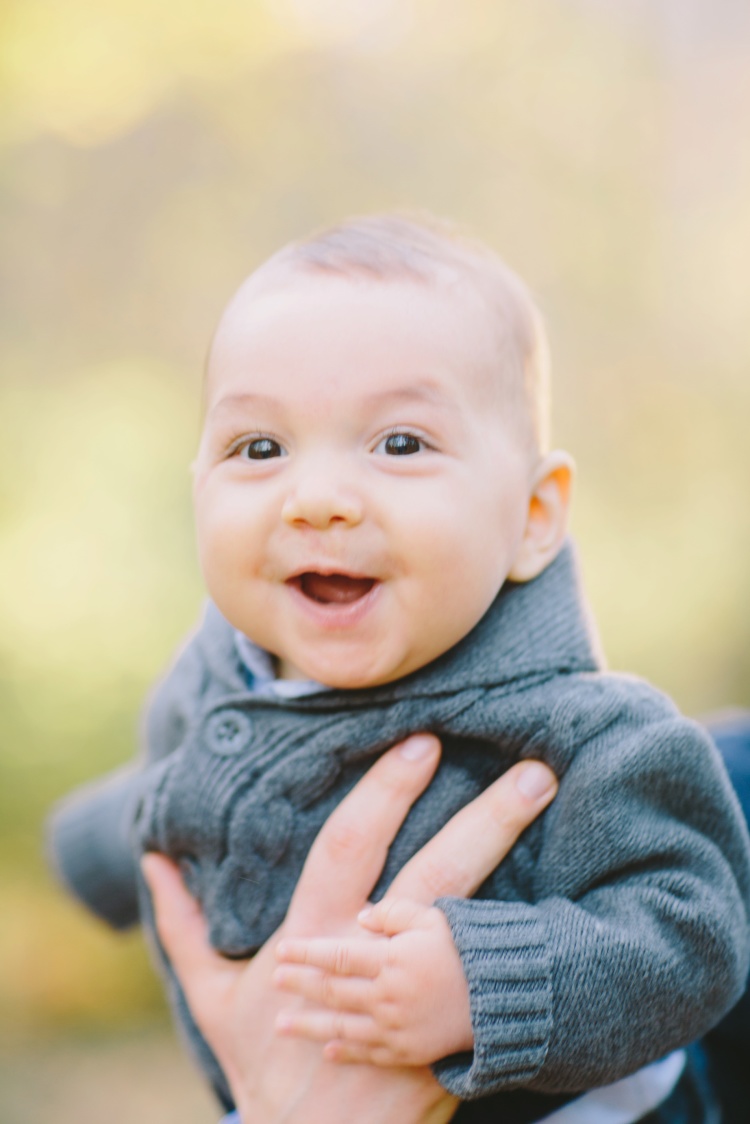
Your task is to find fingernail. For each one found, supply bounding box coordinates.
[516,762,556,800]
[357,905,373,922]
[399,735,436,761]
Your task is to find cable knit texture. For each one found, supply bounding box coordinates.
[47,543,750,1120]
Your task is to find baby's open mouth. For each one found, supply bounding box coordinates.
[291,572,377,605]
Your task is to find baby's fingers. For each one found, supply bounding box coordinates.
[275,936,383,979]
[273,964,375,1013]
[323,1040,398,1067]
[275,1007,377,1046]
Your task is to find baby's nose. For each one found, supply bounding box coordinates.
[281,472,364,529]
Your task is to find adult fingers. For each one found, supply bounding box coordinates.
[142,853,240,1000]
[285,735,441,934]
[387,759,557,905]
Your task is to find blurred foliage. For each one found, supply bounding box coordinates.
[0,1030,216,1124]
[1,1,749,1115]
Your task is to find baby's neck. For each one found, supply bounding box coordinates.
[274,655,311,681]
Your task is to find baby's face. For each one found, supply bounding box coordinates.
[194,274,536,688]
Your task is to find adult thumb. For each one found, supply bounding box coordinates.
[141,852,225,991]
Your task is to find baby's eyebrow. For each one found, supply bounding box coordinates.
[362,383,454,410]
[207,384,454,423]
[206,392,278,423]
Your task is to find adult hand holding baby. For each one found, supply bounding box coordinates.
[143,735,557,1124]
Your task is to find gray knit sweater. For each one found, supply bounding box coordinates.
[48,543,750,1119]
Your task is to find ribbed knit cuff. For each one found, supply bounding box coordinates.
[46,768,144,930]
[432,898,553,1099]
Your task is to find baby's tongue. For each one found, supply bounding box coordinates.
[300,573,375,604]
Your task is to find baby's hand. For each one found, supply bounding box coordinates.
[273,898,473,1067]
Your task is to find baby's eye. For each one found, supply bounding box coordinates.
[239,437,286,460]
[375,432,425,456]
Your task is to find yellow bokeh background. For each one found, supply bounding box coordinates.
[2,1,749,1120]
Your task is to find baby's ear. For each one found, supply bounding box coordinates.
[508,451,575,583]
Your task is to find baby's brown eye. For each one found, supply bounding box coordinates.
[242,437,285,460]
[382,433,422,456]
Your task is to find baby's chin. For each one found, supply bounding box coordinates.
[281,662,396,692]
[276,649,419,691]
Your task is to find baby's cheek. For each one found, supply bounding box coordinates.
[195,517,229,586]
[198,492,249,570]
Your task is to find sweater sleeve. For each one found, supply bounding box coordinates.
[46,767,145,929]
[433,679,750,1100]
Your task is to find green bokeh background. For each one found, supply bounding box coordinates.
[2,1,749,1120]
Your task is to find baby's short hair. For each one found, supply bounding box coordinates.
[227,213,550,452]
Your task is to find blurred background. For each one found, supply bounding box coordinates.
[1,0,749,1120]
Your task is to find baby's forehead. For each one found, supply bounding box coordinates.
[206,267,509,404]
[203,265,543,457]
[212,264,469,342]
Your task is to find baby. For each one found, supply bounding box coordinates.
[49,215,750,1123]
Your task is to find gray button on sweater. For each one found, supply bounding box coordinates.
[48,543,750,1119]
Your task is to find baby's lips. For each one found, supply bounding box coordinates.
[298,572,376,604]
